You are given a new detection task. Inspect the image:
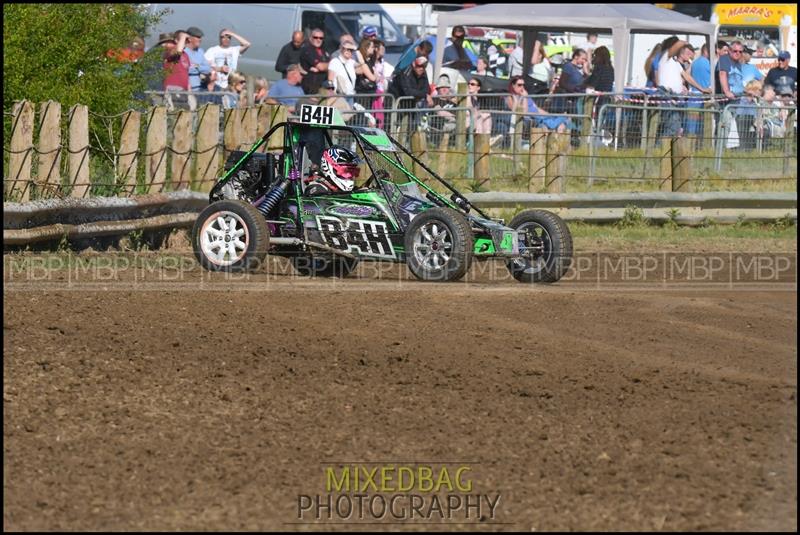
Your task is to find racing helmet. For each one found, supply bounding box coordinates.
[319,146,362,192]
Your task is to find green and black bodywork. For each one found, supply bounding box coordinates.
[193,105,572,282]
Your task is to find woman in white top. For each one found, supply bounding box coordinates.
[328,42,358,99]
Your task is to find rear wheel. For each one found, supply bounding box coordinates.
[405,207,473,282]
[506,209,572,283]
[192,200,269,272]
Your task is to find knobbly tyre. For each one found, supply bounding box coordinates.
[192,104,573,282]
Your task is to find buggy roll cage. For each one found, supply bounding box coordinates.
[209,120,491,223]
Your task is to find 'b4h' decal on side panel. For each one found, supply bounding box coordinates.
[316,216,395,259]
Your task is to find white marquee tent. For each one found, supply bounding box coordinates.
[434,3,719,92]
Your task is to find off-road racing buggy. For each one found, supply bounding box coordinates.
[192,104,572,282]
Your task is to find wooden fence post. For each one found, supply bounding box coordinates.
[473,133,490,190]
[196,103,220,190]
[8,101,34,202]
[224,108,242,161]
[118,109,140,194]
[455,81,467,151]
[528,127,547,192]
[411,131,427,177]
[646,107,660,153]
[659,142,672,191]
[582,95,596,145]
[437,132,450,177]
[545,131,567,193]
[145,106,167,193]
[170,109,193,190]
[37,100,61,197]
[702,100,715,151]
[671,136,692,192]
[240,106,258,151]
[256,104,273,153]
[68,104,90,198]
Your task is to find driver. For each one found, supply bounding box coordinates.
[304,145,362,195]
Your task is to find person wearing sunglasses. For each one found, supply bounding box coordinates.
[765,51,797,97]
[719,40,746,101]
[466,78,492,135]
[204,28,251,90]
[300,28,331,95]
[506,75,571,135]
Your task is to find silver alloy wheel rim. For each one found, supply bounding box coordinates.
[200,211,249,266]
[413,220,453,271]
[513,221,551,273]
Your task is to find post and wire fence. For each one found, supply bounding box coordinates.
[4,89,797,202]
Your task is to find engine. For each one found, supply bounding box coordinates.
[217,151,280,203]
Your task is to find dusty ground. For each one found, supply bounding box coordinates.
[3,252,797,531]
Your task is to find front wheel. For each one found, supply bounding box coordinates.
[507,209,572,283]
[405,207,473,282]
[192,200,270,272]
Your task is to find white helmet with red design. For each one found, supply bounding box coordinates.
[319,145,362,192]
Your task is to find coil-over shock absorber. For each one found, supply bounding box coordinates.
[254,177,289,218]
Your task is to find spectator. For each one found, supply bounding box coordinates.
[276,31,305,79]
[328,41,358,99]
[765,51,797,94]
[658,43,708,138]
[553,48,588,114]
[719,40,745,101]
[507,75,571,134]
[650,36,680,87]
[487,45,502,77]
[741,46,764,86]
[317,79,354,121]
[530,41,554,92]
[737,79,762,150]
[644,44,663,88]
[585,46,614,92]
[224,72,248,109]
[473,56,491,77]
[687,43,711,138]
[204,28,251,90]
[586,46,615,136]
[330,34,355,62]
[578,32,599,63]
[266,63,306,113]
[184,26,213,92]
[757,84,788,145]
[443,25,474,75]
[107,35,145,64]
[465,77,492,135]
[361,26,379,41]
[197,69,223,107]
[714,40,730,93]
[254,77,269,104]
[399,56,434,132]
[300,28,330,95]
[355,38,378,94]
[690,43,712,93]
[159,31,190,92]
[430,75,457,141]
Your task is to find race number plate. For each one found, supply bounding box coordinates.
[299,104,334,125]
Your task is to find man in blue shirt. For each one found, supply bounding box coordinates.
[184,26,212,92]
[690,44,711,92]
[266,64,306,113]
[719,40,745,99]
[740,46,764,86]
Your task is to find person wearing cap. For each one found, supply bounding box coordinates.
[740,46,764,86]
[300,28,331,95]
[276,31,306,79]
[183,26,212,92]
[398,56,434,132]
[766,51,797,95]
[431,75,457,140]
[266,63,306,114]
[361,26,378,41]
[204,28,251,90]
[159,31,190,92]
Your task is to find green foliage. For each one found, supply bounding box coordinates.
[771,213,796,231]
[616,205,648,228]
[664,208,681,230]
[3,4,164,114]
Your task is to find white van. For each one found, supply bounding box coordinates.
[145,3,411,80]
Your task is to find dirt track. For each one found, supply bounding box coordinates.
[3,257,797,531]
